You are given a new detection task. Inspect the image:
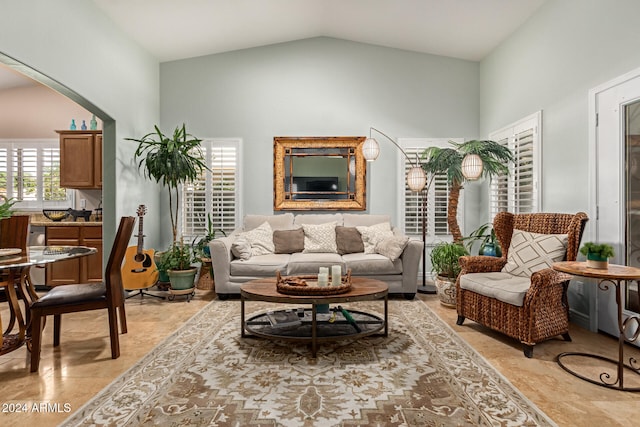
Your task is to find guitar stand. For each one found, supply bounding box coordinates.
[125,288,166,300]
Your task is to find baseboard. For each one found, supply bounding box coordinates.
[569,309,593,332]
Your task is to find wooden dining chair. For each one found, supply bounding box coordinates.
[29,216,135,372]
[0,215,33,334]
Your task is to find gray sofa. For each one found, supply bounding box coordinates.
[209,213,423,299]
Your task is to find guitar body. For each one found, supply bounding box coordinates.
[121,205,159,290]
[122,246,159,290]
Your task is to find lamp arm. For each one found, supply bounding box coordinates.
[370,127,420,167]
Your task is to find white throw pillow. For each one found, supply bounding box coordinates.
[302,222,338,253]
[502,229,568,277]
[237,221,275,256]
[357,222,394,254]
[375,236,410,261]
[231,237,252,260]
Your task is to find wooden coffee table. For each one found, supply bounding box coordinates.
[240,277,388,357]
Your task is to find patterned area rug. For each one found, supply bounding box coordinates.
[60,298,556,426]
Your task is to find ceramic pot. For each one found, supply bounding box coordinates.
[586,252,609,269]
[168,267,198,290]
[435,275,457,308]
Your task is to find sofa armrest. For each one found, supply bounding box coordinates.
[209,236,236,290]
[459,255,506,274]
[400,239,424,292]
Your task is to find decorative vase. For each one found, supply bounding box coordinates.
[168,267,198,290]
[90,114,98,130]
[586,252,609,269]
[435,275,457,308]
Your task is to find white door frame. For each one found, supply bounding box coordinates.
[589,66,640,341]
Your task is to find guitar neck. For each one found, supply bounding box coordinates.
[136,215,145,255]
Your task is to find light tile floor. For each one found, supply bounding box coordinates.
[1,290,638,426]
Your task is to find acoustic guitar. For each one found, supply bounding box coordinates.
[122,205,159,290]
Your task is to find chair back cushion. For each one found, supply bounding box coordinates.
[501,229,568,277]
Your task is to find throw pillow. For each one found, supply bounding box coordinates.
[375,236,410,261]
[231,237,252,260]
[502,229,568,277]
[273,228,305,254]
[356,222,394,254]
[237,221,275,256]
[302,222,338,253]
[335,226,364,255]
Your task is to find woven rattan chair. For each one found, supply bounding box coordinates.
[455,211,588,358]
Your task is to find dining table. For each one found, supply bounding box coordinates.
[0,245,97,355]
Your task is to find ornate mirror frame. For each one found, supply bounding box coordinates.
[273,136,366,211]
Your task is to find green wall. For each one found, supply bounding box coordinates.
[160,37,479,226]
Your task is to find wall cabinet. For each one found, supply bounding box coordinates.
[46,225,103,286]
[57,130,102,189]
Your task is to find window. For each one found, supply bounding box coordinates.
[397,138,463,242]
[488,111,542,221]
[181,138,242,240]
[0,139,71,209]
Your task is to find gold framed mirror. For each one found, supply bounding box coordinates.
[274,136,366,210]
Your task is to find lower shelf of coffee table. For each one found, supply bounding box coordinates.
[244,308,384,341]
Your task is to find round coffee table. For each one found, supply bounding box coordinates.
[240,277,388,357]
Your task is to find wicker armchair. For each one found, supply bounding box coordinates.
[455,211,588,357]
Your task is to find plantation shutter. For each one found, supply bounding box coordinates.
[489,112,541,221]
[398,139,463,241]
[181,138,241,241]
[0,139,69,208]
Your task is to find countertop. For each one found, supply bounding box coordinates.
[27,214,102,227]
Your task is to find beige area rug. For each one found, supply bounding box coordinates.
[60,298,556,427]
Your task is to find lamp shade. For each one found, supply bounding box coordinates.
[461,153,483,180]
[362,137,380,161]
[406,166,427,192]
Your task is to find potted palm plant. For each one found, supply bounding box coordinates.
[421,140,513,244]
[463,222,502,257]
[127,124,208,243]
[430,241,468,307]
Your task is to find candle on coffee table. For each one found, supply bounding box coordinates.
[317,272,329,287]
[331,265,342,286]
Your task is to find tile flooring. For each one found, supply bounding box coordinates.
[1,290,638,426]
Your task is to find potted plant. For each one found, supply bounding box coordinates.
[462,223,502,257]
[430,241,468,307]
[580,242,615,269]
[127,124,208,243]
[194,213,227,259]
[157,238,198,291]
[421,140,513,244]
[0,195,16,220]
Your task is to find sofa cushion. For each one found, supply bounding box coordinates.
[459,272,531,306]
[243,213,294,231]
[230,254,290,276]
[502,230,568,277]
[287,253,345,275]
[356,222,394,254]
[273,228,305,254]
[343,214,391,227]
[231,237,252,260]
[302,222,338,253]
[237,221,275,256]
[342,253,402,275]
[375,236,410,261]
[335,226,364,255]
[294,213,343,226]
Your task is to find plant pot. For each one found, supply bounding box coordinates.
[480,242,501,257]
[586,252,609,269]
[168,267,198,290]
[435,275,457,308]
[154,251,170,283]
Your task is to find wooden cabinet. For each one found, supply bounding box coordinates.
[57,130,102,189]
[45,225,103,286]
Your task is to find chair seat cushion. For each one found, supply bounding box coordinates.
[459,272,531,306]
[32,283,106,308]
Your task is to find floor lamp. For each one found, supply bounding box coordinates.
[363,127,435,294]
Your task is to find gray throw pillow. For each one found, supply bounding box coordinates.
[335,226,364,255]
[273,228,305,254]
[375,236,410,261]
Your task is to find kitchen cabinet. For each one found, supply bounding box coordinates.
[45,225,103,286]
[57,130,102,189]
